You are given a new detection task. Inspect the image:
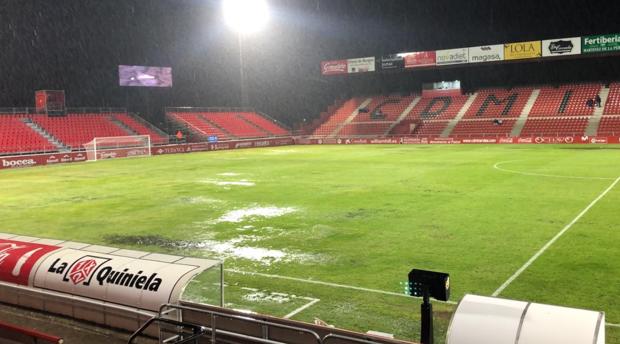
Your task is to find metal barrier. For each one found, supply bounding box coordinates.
[128,303,414,344]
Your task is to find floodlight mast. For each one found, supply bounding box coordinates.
[222,0,269,107]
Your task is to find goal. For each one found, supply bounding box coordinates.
[83,135,151,161]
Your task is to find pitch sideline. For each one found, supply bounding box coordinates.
[493,176,620,297]
[226,269,458,305]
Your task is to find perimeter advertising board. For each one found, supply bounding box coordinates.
[380,54,405,70]
[504,41,542,60]
[582,33,620,53]
[0,236,217,312]
[0,240,60,286]
[320,60,348,76]
[436,48,468,65]
[402,51,436,68]
[347,57,375,73]
[542,37,581,57]
[468,45,504,63]
[33,249,200,311]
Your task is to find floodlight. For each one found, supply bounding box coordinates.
[223,0,269,34]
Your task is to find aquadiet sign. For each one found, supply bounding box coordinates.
[436,48,468,65]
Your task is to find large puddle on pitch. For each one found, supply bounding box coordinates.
[200,179,255,187]
[104,231,317,265]
[216,206,297,223]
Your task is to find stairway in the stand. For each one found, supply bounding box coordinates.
[585,86,610,136]
[384,97,421,135]
[511,89,540,137]
[23,118,69,151]
[440,93,478,137]
[329,98,373,138]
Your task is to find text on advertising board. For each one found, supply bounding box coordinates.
[34,248,205,311]
[0,240,60,286]
[436,48,468,65]
[582,33,620,53]
[320,60,348,75]
[468,45,504,63]
[504,41,542,60]
[542,37,581,57]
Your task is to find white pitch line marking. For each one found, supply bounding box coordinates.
[284,298,321,319]
[493,176,620,297]
[493,161,615,180]
[607,322,620,328]
[226,269,457,305]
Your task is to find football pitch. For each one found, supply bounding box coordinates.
[1,144,619,343]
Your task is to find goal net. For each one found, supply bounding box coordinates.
[83,135,151,161]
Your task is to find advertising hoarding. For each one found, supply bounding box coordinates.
[504,41,542,60]
[542,37,581,57]
[402,51,436,68]
[436,48,468,65]
[582,33,620,53]
[347,57,376,73]
[468,45,504,63]
[320,60,348,75]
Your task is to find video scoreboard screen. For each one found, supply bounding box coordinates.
[119,65,172,87]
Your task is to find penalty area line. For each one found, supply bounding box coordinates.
[284,298,321,319]
[493,176,620,297]
[226,269,457,305]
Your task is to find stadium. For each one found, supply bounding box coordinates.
[0,1,619,343]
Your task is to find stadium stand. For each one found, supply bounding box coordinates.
[114,113,169,145]
[238,112,290,136]
[407,95,470,121]
[463,88,534,119]
[451,119,517,137]
[0,111,167,155]
[168,110,290,140]
[311,98,367,136]
[168,112,232,140]
[603,83,620,115]
[312,83,613,139]
[0,115,56,154]
[33,114,131,149]
[529,83,601,117]
[520,117,590,137]
[203,112,267,138]
[597,116,620,136]
[409,121,449,137]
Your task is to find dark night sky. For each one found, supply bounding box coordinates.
[1,0,620,126]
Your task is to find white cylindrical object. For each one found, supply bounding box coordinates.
[447,294,605,344]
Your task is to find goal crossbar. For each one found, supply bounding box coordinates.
[83,135,152,161]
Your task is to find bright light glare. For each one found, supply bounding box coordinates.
[223,0,269,34]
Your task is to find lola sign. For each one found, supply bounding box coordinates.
[0,236,219,312]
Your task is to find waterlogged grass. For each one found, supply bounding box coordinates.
[1,144,619,343]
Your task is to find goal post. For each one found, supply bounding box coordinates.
[83,135,151,161]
